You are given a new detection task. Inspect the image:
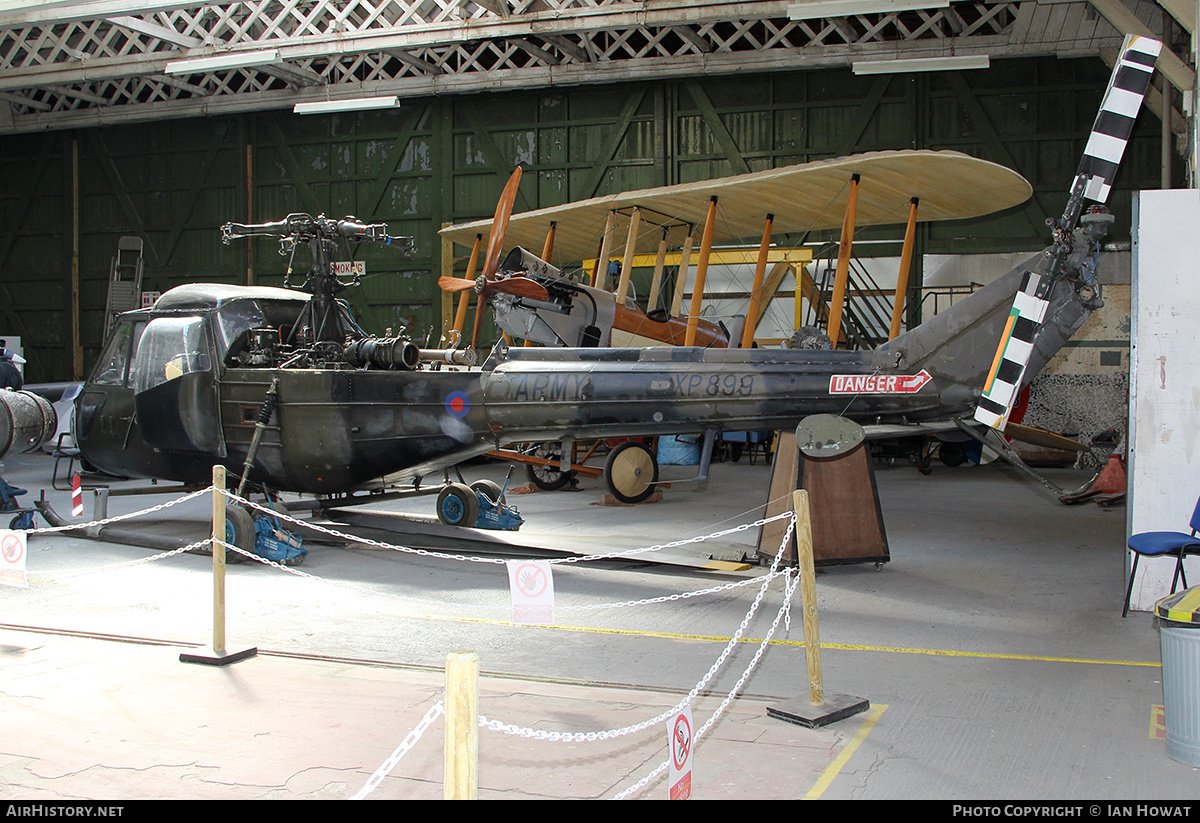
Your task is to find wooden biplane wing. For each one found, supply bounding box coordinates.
[439,150,1031,263]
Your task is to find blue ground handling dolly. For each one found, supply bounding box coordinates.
[0,473,37,530]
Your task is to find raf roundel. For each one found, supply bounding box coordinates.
[445,391,470,419]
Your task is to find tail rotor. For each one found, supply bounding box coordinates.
[974,34,1161,431]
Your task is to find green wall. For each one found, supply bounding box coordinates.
[0,56,1173,382]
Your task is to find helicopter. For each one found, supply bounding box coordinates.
[0,35,1160,539]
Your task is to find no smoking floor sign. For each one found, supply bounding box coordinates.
[669,706,693,800]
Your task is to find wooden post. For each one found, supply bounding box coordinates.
[766,471,869,728]
[245,143,255,286]
[179,464,256,666]
[444,650,480,800]
[888,197,919,341]
[71,138,82,379]
[792,489,823,706]
[684,197,719,347]
[211,464,227,655]
[741,213,774,348]
[826,174,860,349]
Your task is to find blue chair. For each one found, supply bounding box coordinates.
[1123,496,1200,617]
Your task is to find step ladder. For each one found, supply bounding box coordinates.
[104,236,143,333]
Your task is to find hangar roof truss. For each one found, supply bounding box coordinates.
[0,0,1165,134]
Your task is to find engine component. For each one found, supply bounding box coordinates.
[344,336,421,370]
[0,390,56,460]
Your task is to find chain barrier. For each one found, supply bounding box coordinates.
[223,488,792,567]
[215,532,796,621]
[346,515,800,801]
[611,563,803,800]
[18,486,212,536]
[20,481,811,800]
[21,481,793,617]
[479,516,794,743]
[349,699,446,800]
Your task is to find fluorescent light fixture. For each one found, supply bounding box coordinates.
[164,49,281,75]
[853,54,990,74]
[293,96,400,115]
[788,0,950,19]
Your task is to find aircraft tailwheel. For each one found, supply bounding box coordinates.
[938,441,967,467]
[524,443,574,491]
[222,505,254,564]
[437,482,480,527]
[603,441,659,504]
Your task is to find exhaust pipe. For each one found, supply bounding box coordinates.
[343,336,422,370]
[0,389,57,460]
[419,348,477,367]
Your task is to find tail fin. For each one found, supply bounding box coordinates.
[973,34,1161,430]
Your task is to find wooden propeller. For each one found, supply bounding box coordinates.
[471,166,523,347]
[437,274,549,301]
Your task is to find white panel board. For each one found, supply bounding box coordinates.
[1128,189,1200,612]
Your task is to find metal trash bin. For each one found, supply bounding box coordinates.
[1155,587,1200,767]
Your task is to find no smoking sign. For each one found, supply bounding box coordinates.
[669,706,693,800]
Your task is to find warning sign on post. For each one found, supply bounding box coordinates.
[668,705,693,800]
[506,560,555,624]
[0,529,28,588]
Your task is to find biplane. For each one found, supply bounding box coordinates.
[437,151,1032,353]
[0,35,1159,530]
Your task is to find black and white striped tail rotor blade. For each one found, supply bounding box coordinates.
[974,34,1160,432]
[1076,34,1161,205]
[974,271,1048,430]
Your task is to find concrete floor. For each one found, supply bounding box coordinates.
[0,447,1194,800]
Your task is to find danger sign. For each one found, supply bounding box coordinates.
[829,369,932,395]
[0,529,28,588]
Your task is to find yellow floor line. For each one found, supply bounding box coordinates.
[805,703,888,800]
[386,609,1161,668]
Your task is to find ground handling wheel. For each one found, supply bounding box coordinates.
[437,482,480,527]
[603,440,659,504]
[221,505,254,563]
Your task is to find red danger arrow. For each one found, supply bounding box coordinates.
[828,369,932,395]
